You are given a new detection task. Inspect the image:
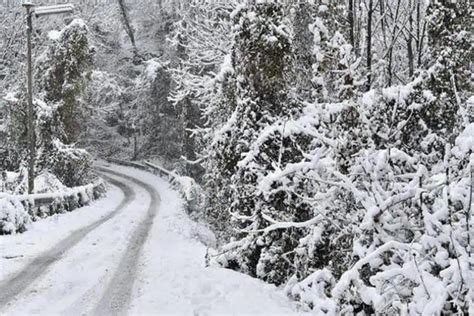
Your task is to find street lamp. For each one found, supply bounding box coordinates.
[22,2,74,194]
[34,4,75,17]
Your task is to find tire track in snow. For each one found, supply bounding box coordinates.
[93,167,161,316]
[0,175,134,308]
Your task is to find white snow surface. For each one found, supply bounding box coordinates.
[0,183,125,282]
[118,165,300,315]
[47,30,61,41]
[0,164,301,315]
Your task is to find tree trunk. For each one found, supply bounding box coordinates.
[366,0,373,90]
[407,0,414,78]
[117,0,138,58]
[348,0,355,48]
[354,0,360,56]
[416,0,426,68]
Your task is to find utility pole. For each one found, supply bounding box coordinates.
[22,2,74,194]
[23,2,35,194]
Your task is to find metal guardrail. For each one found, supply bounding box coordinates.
[0,180,106,234]
[0,181,105,204]
[143,161,179,182]
[27,181,105,207]
[106,158,178,184]
[106,159,201,213]
[105,158,150,171]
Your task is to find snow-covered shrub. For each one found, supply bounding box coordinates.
[175,175,204,215]
[0,198,29,234]
[218,89,473,314]
[33,171,68,194]
[285,269,337,314]
[47,140,93,187]
[30,97,92,187]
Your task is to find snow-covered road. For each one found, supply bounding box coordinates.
[0,170,134,308]
[0,163,300,315]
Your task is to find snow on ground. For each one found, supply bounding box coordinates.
[0,183,124,279]
[112,165,302,315]
[0,163,303,315]
[0,171,152,315]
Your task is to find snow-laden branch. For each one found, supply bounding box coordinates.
[242,214,324,235]
[332,241,412,300]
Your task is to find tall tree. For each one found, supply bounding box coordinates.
[6,19,94,187]
[117,0,139,60]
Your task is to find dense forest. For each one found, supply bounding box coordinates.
[1,0,473,314]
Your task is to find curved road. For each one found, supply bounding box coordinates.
[94,168,161,315]
[0,166,161,315]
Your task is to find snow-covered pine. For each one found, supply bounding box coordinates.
[4,19,94,188]
[206,0,316,285]
[36,18,94,144]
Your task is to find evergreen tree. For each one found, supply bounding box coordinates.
[37,19,94,144]
[5,19,94,187]
[425,0,472,128]
[209,1,316,285]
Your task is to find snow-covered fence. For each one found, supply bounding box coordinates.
[105,158,150,172]
[143,161,175,179]
[106,159,202,213]
[0,180,106,235]
[17,180,105,209]
[143,161,203,214]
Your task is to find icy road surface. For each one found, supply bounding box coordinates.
[0,164,299,315]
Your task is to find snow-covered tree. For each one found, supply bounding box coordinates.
[168,0,237,167]
[5,19,94,187]
[204,1,320,286]
[37,19,94,144]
